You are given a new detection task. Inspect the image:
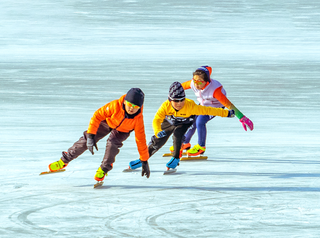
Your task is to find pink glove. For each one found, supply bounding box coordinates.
[239,116,254,131]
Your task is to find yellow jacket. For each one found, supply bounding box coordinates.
[152,98,230,136]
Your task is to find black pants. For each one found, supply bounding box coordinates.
[148,120,193,159]
[61,121,130,173]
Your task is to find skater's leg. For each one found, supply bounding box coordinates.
[62,121,111,163]
[172,123,193,158]
[100,130,130,172]
[183,116,198,144]
[196,115,215,147]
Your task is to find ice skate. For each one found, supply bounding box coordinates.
[164,158,179,175]
[40,158,68,175]
[163,143,191,157]
[93,167,107,188]
[169,143,191,153]
[187,144,206,156]
[48,158,68,172]
[94,167,107,182]
[166,157,180,169]
[163,167,177,175]
[180,155,208,161]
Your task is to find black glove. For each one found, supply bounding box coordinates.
[227,109,235,118]
[141,160,150,178]
[87,133,98,155]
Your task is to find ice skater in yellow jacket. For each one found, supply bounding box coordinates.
[128,82,235,172]
[152,98,229,137]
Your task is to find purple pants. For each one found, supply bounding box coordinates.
[184,115,215,147]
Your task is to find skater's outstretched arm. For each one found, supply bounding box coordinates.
[213,87,254,131]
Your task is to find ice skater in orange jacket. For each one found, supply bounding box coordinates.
[47,88,150,181]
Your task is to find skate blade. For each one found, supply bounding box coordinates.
[162,152,187,157]
[180,156,208,161]
[122,168,138,173]
[39,169,66,175]
[163,168,177,175]
[122,168,136,172]
[93,181,104,188]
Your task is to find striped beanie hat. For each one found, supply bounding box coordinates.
[168,82,185,100]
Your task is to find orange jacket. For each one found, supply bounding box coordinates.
[87,95,149,161]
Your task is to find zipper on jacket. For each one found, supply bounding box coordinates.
[115,117,126,130]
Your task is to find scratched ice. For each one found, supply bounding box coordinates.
[1,1,320,237]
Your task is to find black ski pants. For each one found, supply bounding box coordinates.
[148,120,193,159]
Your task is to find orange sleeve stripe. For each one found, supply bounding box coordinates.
[213,86,232,108]
[213,86,244,119]
[181,80,192,90]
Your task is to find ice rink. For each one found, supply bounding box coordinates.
[1,0,320,237]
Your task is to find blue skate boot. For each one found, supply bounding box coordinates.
[166,157,180,169]
[129,159,142,169]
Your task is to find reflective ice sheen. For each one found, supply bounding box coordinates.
[1,0,320,237]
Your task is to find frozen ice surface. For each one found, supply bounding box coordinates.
[1,0,320,237]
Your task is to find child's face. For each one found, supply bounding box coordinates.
[193,75,206,90]
[124,101,140,115]
[170,99,185,111]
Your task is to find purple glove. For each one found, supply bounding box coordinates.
[240,116,254,131]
